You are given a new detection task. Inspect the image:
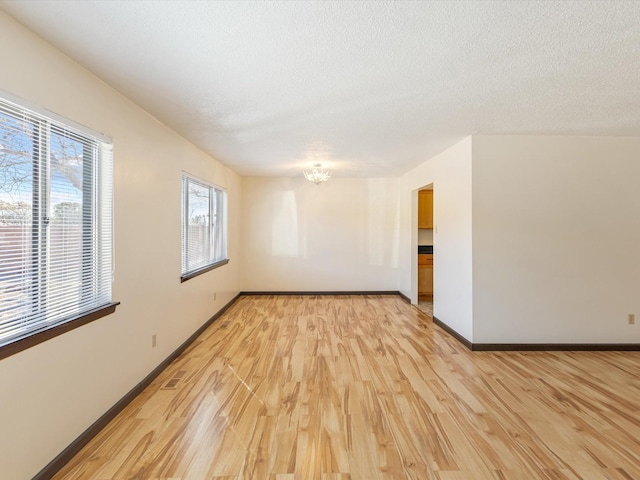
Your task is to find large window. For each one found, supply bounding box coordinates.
[0,93,115,356]
[181,174,228,281]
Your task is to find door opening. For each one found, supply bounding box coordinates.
[416,186,433,316]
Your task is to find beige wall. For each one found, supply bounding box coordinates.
[399,138,474,340]
[472,135,640,343]
[0,12,241,479]
[400,134,640,344]
[241,176,401,291]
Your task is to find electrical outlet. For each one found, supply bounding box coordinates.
[628,314,635,325]
[152,334,157,347]
[214,292,217,301]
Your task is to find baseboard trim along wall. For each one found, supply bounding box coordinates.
[432,316,474,350]
[397,291,411,303]
[33,293,241,480]
[432,316,640,351]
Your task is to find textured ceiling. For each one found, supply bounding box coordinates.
[2,0,640,177]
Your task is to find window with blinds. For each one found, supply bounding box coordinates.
[181,175,227,281]
[0,93,114,352]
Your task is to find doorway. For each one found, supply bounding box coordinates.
[417,186,433,316]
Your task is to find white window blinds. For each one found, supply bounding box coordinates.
[0,94,113,348]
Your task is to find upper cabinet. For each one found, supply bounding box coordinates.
[418,190,433,229]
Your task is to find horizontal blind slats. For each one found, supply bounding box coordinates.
[0,95,113,347]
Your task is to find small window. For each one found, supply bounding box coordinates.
[181,174,228,281]
[0,93,115,355]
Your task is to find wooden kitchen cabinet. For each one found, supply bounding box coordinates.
[418,253,433,299]
[418,190,433,229]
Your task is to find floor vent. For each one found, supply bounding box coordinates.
[161,370,186,390]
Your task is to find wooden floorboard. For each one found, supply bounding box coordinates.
[52,295,640,479]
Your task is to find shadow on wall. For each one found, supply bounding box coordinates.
[267,178,400,268]
[272,189,300,258]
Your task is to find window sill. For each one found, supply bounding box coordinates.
[181,259,230,283]
[0,302,120,361]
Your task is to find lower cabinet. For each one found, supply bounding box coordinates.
[418,254,433,299]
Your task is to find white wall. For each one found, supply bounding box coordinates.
[418,229,433,245]
[399,138,473,341]
[472,135,640,343]
[241,177,400,291]
[0,12,241,479]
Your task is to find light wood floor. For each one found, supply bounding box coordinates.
[416,299,433,317]
[53,295,640,480]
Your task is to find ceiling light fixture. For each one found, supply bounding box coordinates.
[303,163,331,185]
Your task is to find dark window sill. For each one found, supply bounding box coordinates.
[181,258,230,283]
[0,302,120,361]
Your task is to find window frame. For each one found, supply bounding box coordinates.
[180,174,228,282]
[0,90,117,361]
